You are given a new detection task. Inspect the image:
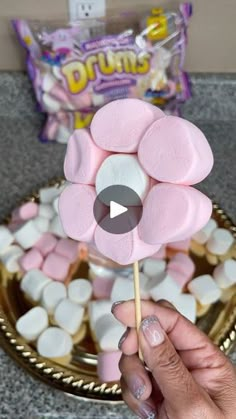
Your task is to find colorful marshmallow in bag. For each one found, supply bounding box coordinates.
[12,4,192,143]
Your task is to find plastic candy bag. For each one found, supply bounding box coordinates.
[13,4,192,143]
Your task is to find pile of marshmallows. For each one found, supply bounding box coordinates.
[0,184,235,383]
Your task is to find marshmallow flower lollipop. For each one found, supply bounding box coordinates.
[59,98,213,266]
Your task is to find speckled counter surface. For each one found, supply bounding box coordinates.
[0,73,235,419]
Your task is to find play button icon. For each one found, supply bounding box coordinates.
[93,185,143,234]
[110,201,128,219]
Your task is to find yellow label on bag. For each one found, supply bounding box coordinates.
[147,15,168,40]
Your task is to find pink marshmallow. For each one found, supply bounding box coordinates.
[35,233,58,257]
[167,239,191,252]
[69,92,92,109]
[139,183,212,245]
[42,74,72,108]
[11,202,38,223]
[168,253,195,282]
[92,277,115,299]
[167,268,190,289]
[55,238,79,263]
[138,116,214,185]
[50,85,72,107]
[42,252,70,281]
[64,129,110,184]
[19,248,43,271]
[97,351,121,382]
[94,224,161,265]
[91,98,164,153]
[59,184,98,243]
[151,245,166,260]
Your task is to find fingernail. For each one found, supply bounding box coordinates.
[118,327,130,350]
[141,315,165,347]
[111,300,124,313]
[139,402,157,419]
[126,375,146,400]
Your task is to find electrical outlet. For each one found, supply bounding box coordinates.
[69,0,106,20]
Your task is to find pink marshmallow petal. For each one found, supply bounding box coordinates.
[91,98,164,153]
[35,233,58,257]
[92,277,115,299]
[64,129,110,184]
[19,248,43,271]
[94,224,161,265]
[151,245,166,260]
[138,183,212,245]
[11,202,39,223]
[59,184,97,243]
[138,116,214,185]
[42,252,70,281]
[168,253,195,281]
[167,239,191,252]
[55,238,79,263]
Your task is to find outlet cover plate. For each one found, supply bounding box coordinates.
[69,0,106,20]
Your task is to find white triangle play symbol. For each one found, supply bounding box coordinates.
[110,201,128,219]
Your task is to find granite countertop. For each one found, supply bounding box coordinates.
[0,73,236,418]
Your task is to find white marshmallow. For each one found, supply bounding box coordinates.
[206,228,234,255]
[56,125,71,144]
[68,279,93,306]
[14,220,42,249]
[38,204,55,220]
[54,298,84,335]
[42,73,57,92]
[188,275,221,305]
[52,197,59,214]
[213,259,236,289]
[39,186,63,204]
[88,300,112,331]
[42,93,61,112]
[41,281,67,314]
[128,272,150,299]
[95,154,150,205]
[172,294,197,323]
[95,313,126,351]
[143,259,166,278]
[16,306,48,341]
[0,245,24,273]
[111,277,134,302]
[92,93,104,107]
[192,218,217,244]
[50,215,67,238]
[52,66,63,81]
[33,216,50,233]
[20,269,51,301]
[37,327,73,358]
[0,226,14,254]
[89,263,115,279]
[149,273,181,302]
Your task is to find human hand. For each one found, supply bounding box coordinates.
[112,300,236,419]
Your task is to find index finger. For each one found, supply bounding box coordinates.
[112,300,219,353]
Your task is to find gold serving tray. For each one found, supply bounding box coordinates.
[0,180,236,403]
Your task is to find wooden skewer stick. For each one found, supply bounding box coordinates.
[133,261,143,361]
